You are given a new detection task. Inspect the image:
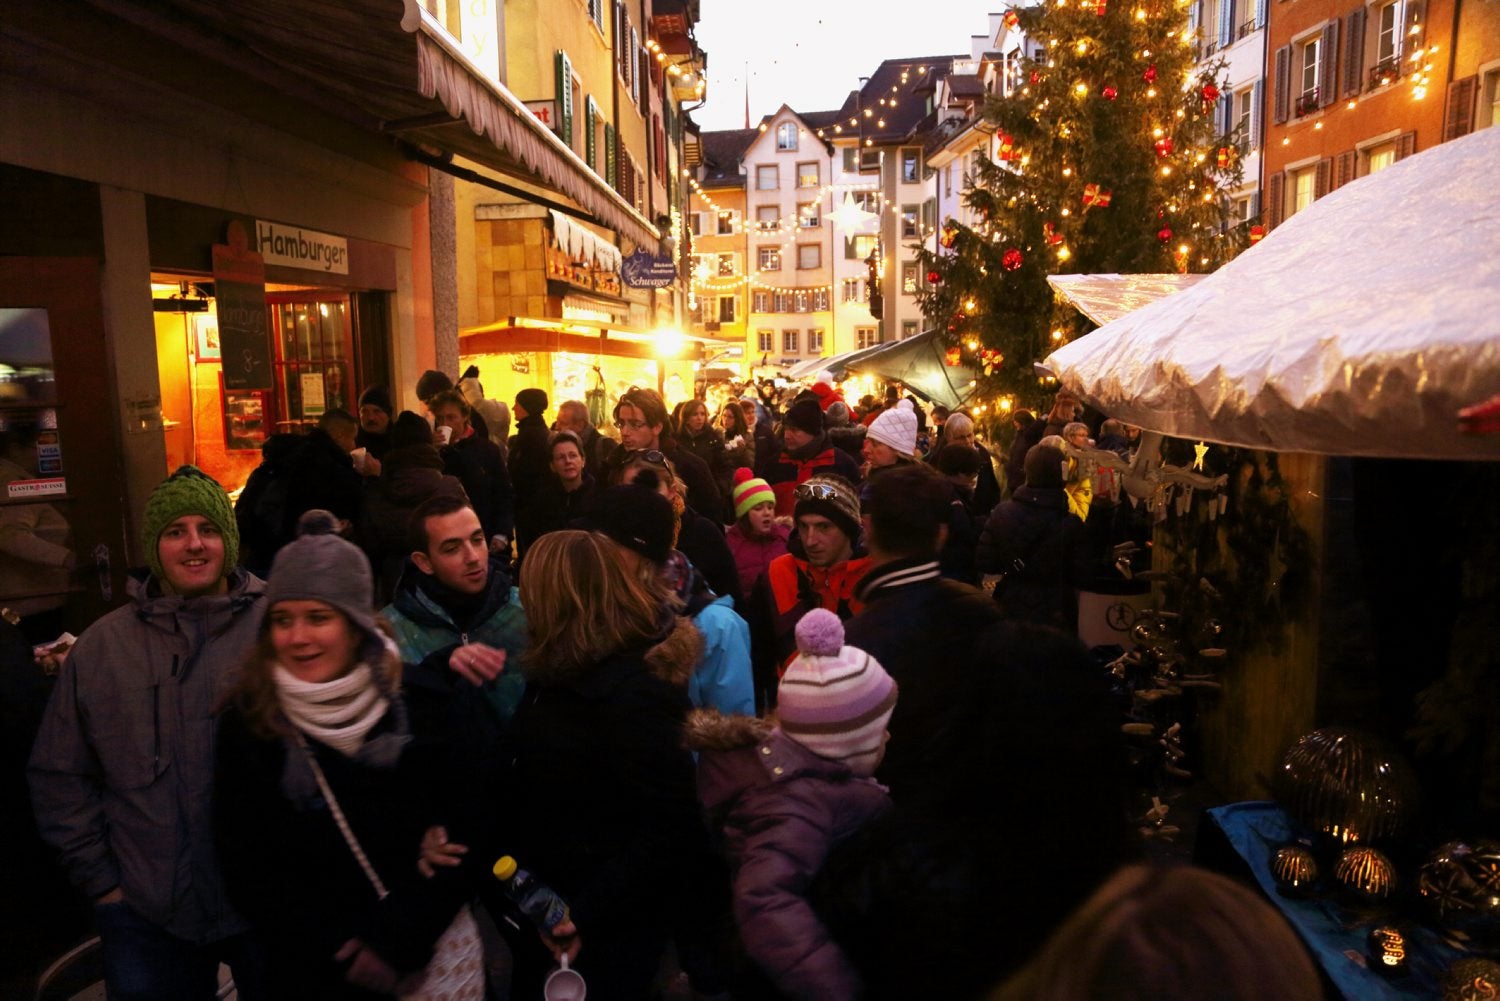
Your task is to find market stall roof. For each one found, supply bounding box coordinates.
[844,330,977,410]
[1040,126,1500,461]
[1047,273,1207,327]
[784,350,862,380]
[80,0,659,250]
[459,316,706,361]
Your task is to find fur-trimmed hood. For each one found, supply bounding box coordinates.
[644,615,704,688]
[683,707,773,753]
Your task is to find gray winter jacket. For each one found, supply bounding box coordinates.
[28,568,266,944]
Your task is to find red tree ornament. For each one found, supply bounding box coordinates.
[939,223,959,248]
[1143,64,1158,83]
[926,269,942,284]
[998,133,1015,160]
[1082,183,1113,207]
[1157,226,1173,242]
[1043,221,1064,246]
[1154,137,1174,157]
[1029,70,1041,84]
[1102,85,1118,99]
[1249,224,1266,244]
[1095,0,1107,13]
[1216,146,1235,168]
[1002,248,1024,271]
[1201,81,1221,106]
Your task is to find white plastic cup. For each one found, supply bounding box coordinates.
[350,447,368,473]
[436,425,453,445]
[543,955,586,1001]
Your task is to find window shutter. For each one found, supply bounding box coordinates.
[1444,75,1479,140]
[1396,130,1416,160]
[1255,0,1267,28]
[1218,0,1235,50]
[1266,171,1285,229]
[631,29,642,105]
[1273,45,1291,123]
[584,97,597,170]
[1342,8,1366,98]
[1333,149,1356,189]
[1250,80,1264,148]
[1314,157,1332,199]
[555,51,574,146]
[604,123,617,188]
[1189,0,1202,33]
[1319,19,1340,107]
[1249,191,1261,219]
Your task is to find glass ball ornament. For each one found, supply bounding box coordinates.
[1270,844,1319,896]
[1102,85,1118,99]
[926,269,942,284]
[1335,845,1397,901]
[1419,840,1500,950]
[1273,727,1419,845]
[1157,227,1173,243]
[1001,248,1024,271]
[1442,957,1500,1001]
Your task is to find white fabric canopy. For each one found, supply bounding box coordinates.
[1042,126,1500,460]
[1047,273,1207,326]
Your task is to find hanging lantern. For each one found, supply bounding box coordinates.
[1157,226,1173,243]
[1002,248,1024,271]
[1102,85,1118,99]
[1143,64,1158,83]
[1154,137,1174,157]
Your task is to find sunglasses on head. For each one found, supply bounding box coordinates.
[624,448,669,466]
[795,481,843,502]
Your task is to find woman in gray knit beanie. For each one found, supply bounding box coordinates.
[214,510,487,1000]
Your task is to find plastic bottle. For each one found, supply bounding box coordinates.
[492,855,571,931]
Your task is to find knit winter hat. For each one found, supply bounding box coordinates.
[415,369,453,402]
[866,399,919,459]
[1024,442,1067,490]
[783,397,825,437]
[793,474,861,543]
[778,609,898,777]
[264,510,381,657]
[515,387,549,417]
[583,469,674,565]
[810,381,844,412]
[732,467,775,520]
[143,465,240,581]
[357,384,394,417]
[390,410,435,450]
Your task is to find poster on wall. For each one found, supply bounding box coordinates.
[299,372,326,417]
[212,221,271,390]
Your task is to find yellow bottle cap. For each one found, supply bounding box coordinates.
[492,855,517,881]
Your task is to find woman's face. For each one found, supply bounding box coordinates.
[685,405,708,434]
[623,463,676,501]
[551,442,584,486]
[741,403,757,430]
[269,600,361,684]
[719,406,739,433]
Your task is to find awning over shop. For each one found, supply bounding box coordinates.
[549,211,622,272]
[458,316,704,362]
[89,0,659,250]
[1041,126,1500,460]
[1047,273,1207,327]
[844,331,977,411]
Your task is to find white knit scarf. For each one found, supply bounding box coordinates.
[273,663,389,757]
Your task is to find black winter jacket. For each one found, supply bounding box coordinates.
[976,486,1085,630]
[439,429,514,541]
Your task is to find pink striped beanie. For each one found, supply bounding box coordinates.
[778,609,898,777]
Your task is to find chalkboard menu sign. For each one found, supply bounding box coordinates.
[211,221,271,390]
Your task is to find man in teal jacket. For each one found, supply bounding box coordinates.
[381,494,528,723]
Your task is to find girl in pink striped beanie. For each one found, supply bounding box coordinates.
[778,608,898,777]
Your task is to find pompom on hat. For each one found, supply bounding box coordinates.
[778,609,898,777]
[264,510,383,657]
[732,467,775,520]
[866,399,918,459]
[143,465,239,581]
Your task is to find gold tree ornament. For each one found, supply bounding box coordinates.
[1270,844,1319,896]
[1336,846,1397,901]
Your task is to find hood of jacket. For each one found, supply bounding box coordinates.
[380,450,450,503]
[691,718,864,815]
[128,565,267,633]
[644,614,704,688]
[520,612,701,692]
[683,706,772,753]
[389,556,514,632]
[1012,484,1070,512]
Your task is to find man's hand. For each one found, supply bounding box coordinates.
[95,887,124,906]
[417,825,469,878]
[334,938,398,994]
[363,455,382,477]
[448,643,506,686]
[540,918,581,964]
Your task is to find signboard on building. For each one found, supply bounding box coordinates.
[213,221,272,390]
[7,477,66,499]
[621,249,677,289]
[525,100,557,129]
[255,221,349,274]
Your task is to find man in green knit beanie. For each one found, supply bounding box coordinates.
[29,466,270,998]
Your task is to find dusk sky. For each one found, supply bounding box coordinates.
[692,2,1002,131]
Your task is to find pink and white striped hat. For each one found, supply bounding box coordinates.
[778,609,898,778]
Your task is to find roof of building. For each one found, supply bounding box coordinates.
[698,128,756,187]
[947,74,986,99]
[817,55,962,145]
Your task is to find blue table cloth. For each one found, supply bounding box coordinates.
[1206,801,1467,1000]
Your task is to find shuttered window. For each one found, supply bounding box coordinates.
[584,96,598,171]
[1342,7,1366,98]
[554,51,575,147]
[1443,76,1479,141]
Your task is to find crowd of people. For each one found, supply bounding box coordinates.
[21,367,1323,1000]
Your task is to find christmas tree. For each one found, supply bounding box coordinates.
[917,0,1246,406]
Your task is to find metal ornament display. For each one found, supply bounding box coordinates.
[1441,957,1500,1001]
[1419,840,1500,950]
[1270,844,1319,896]
[1335,846,1398,902]
[1273,728,1419,845]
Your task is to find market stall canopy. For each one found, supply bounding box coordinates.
[844,330,977,411]
[784,350,860,380]
[1041,126,1500,461]
[1047,273,1207,326]
[70,0,659,250]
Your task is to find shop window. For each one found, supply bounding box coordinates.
[270,295,353,434]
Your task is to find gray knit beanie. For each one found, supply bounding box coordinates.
[263,510,381,655]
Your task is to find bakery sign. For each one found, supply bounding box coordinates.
[256,220,349,274]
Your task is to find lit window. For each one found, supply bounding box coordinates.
[1365,141,1397,174]
[758,247,781,271]
[716,211,735,235]
[1290,166,1316,216]
[797,162,820,187]
[776,122,798,151]
[717,253,737,277]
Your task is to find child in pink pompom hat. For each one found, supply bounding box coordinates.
[686,608,897,999]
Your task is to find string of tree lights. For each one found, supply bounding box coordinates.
[915,0,1247,403]
[686,175,932,239]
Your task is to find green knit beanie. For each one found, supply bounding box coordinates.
[143,465,240,581]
